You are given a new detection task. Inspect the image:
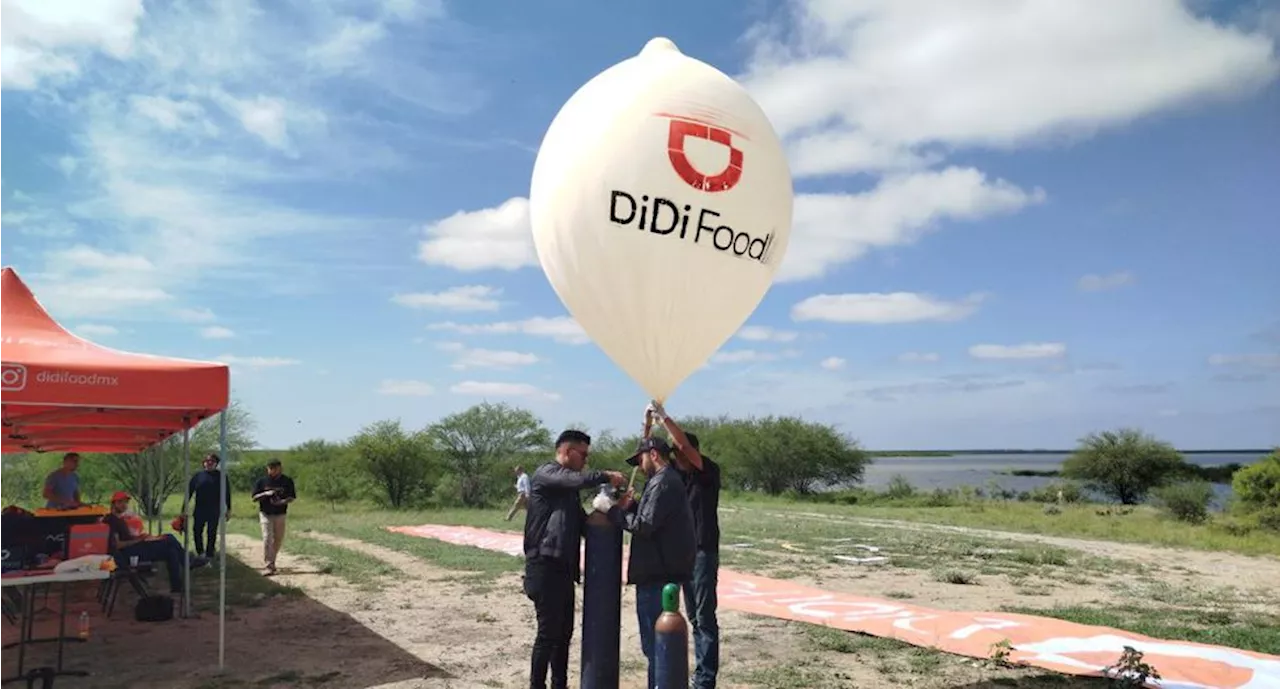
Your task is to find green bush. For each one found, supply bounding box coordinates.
[1062,428,1189,504]
[1232,450,1280,509]
[1152,480,1214,523]
[1232,450,1280,530]
[1021,481,1084,504]
[885,474,915,500]
[698,416,870,495]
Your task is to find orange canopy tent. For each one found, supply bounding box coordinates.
[1,267,229,453]
[2,266,237,667]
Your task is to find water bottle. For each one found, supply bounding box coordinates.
[78,611,90,640]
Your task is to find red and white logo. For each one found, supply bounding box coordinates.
[1,363,28,392]
[665,116,744,193]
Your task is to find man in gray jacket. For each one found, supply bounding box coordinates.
[523,430,626,689]
[608,436,696,689]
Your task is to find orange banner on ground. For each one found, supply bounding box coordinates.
[388,523,1279,688]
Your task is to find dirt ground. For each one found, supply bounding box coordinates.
[3,518,1276,689]
[728,509,1280,616]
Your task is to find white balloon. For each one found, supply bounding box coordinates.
[530,37,793,402]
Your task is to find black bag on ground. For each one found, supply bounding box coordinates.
[134,595,173,622]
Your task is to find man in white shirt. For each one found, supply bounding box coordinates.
[506,465,532,521]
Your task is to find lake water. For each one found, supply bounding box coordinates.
[861,452,1267,504]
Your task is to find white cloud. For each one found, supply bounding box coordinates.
[377,379,435,396]
[1078,271,1136,292]
[215,355,301,368]
[199,326,236,340]
[436,342,539,370]
[33,283,174,318]
[217,94,297,151]
[307,20,387,72]
[792,292,985,324]
[743,0,1278,172]
[129,95,214,134]
[819,356,847,371]
[392,285,503,312]
[737,325,799,343]
[781,168,1044,282]
[76,324,120,337]
[709,349,801,365]
[1208,353,1280,369]
[969,343,1067,360]
[417,197,536,271]
[711,350,771,365]
[47,245,154,272]
[428,316,589,345]
[11,1,458,320]
[450,381,560,401]
[1,0,145,90]
[172,307,216,323]
[898,352,941,364]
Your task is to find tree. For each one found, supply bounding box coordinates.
[98,400,257,518]
[1061,428,1187,505]
[428,403,551,507]
[1232,449,1280,530]
[290,439,360,510]
[350,420,435,508]
[1,453,53,505]
[709,416,869,495]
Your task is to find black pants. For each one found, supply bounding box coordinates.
[524,558,575,689]
[192,511,219,556]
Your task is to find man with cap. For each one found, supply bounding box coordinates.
[523,430,627,689]
[607,431,696,689]
[647,401,722,688]
[186,453,231,559]
[102,491,206,595]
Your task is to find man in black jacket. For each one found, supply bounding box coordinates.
[608,435,696,689]
[186,453,231,559]
[523,430,626,689]
[649,403,722,688]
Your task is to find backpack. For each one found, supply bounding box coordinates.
[134,595,174,622]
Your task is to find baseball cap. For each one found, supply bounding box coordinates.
[626,437,671,466]
[111,491,131,503]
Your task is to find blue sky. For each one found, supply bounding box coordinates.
[3,0,1278,450]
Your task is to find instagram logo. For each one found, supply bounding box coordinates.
[1,363,27,392]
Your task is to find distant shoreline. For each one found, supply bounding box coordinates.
[868,449,1272,457]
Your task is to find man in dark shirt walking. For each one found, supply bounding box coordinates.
[523,430,626,689]
[251,459,296,575]
[649,402,721,688]
[186,453,231,559]
[608,433,696,689]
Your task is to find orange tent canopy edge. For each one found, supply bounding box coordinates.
[1,267,230,454]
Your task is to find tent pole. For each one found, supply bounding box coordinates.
[158,444,167,536]
[218,410,228,670]
[182,419,192,618]
[135,448,143,518]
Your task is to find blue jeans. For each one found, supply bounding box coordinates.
[682,550,720,689]
[635,583,665,689]
[116,535,186,593]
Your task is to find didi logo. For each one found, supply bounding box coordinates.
[1,363,27,392]
[663,116,744,193]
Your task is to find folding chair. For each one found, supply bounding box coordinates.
[97,562,155,618]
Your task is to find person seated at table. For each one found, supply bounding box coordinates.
[43,453,84,509]
[103,491,207,595]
